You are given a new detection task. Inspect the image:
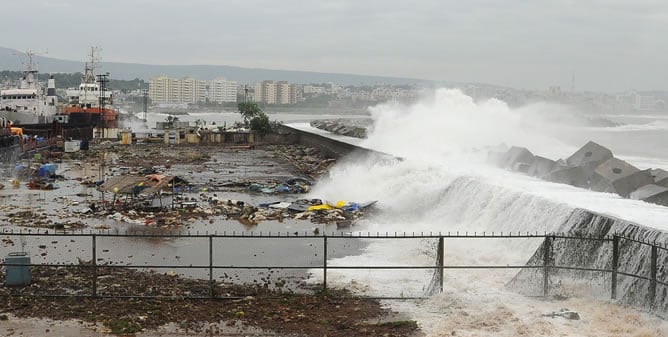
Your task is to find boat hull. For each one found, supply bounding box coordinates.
[63,107,118,128]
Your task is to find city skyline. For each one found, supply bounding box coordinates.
[4,0,668,93]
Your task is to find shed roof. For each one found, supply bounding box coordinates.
[98,174,190,195]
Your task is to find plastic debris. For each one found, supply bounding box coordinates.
[543,308,581,320]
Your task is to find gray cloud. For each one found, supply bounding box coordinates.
[4,0,667,91]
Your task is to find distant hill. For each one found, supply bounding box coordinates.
[0,46,433,86]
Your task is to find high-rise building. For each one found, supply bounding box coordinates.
[254,80,277,104]
[149,76,179,103]
[288,84,301,104]
[276,81,290,104]
[253,80,302,104]
[209,78,238,103]
[149,76,206,103]
[180,77,207,103]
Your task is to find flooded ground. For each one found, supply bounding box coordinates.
[0,143,410,337]
[0,144,367,289]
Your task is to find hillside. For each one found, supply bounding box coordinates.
[0,46,433,85]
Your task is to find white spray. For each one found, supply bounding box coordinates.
[308,88,668,337]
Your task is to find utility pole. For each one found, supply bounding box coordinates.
[142,89,148,121]
[96,73,110,110]
[96,72,110,139]
[244,85,248,103]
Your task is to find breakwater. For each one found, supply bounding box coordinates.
[490,141,668,207]
[287,125,668,314]
[507,208,668,314]
[276,124,396,161]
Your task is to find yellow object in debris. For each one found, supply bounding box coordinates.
[10,127,22,136]
[334,200,346,208]
[307,204,333,211]
[11,179,20,187]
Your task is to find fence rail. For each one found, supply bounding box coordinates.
[0,230,666,307]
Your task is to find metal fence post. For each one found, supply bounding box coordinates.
[650,244,657,308]
[438,236,444,293]
[92,234,97,297]
[209,235,214,298]
[323,236,328,292]
[611,235,619,300]
[543,236,552,297]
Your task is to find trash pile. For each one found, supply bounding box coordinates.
[248,177,313,194]
[208,197,377,227]
[542,308,581,320]
[0,143,367,231]
[30,172,377,229]
[59,194,377,229]
[11,162,61,190]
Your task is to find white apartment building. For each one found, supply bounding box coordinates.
[288,84,301,104]
[255,80,277,104]
[303,83,342,96]
[276,81,289,104]
[150,76,301,105]
[149,76,178,102]
[180,77,207,103]
[209,78,238,103]
[255,80,301,104]
[303,85,326,95]
[149,76,206,103]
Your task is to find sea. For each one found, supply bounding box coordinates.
[140,89,668,336]
[307,89,668,336]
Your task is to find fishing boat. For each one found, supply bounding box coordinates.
[0,51,58,125]
[62,47,118,129]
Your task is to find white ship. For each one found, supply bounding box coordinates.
[0,51,58,125]
[62,47,118,128]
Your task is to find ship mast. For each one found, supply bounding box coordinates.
[17,50,44,89]
[84,47,100,84]
[82,47,101,105]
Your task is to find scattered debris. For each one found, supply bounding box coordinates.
[0,143,378,230]
[543,308,581,320]
[0,266,418,337]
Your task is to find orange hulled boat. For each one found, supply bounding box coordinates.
[62,47,118,129]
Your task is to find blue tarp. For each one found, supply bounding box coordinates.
[38,164,57,177]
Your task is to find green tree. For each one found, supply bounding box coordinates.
[237,102,276,136]
[238,102,262,125]
[249,113,272,136]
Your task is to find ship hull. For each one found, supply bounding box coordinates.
[0,110,57,125]
[62,107,118,129]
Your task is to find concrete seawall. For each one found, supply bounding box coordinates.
[275,124,397,161]
[507,208,668,315]
[285,126,667,314]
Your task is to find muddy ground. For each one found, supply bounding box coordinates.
[0,266,419,337]
[0,142,421,336]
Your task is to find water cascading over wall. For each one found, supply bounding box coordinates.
[506,209,668,314]
[423,176,668,313]
[293,124,668,312]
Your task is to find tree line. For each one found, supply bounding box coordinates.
[0,71,148,92]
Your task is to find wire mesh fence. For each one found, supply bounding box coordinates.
[0,229,666,310]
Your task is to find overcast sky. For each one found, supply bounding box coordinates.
[5,0,667,92]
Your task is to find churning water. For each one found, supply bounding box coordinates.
[305,88,668,336]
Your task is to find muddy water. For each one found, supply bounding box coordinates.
[0,146,366,291]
